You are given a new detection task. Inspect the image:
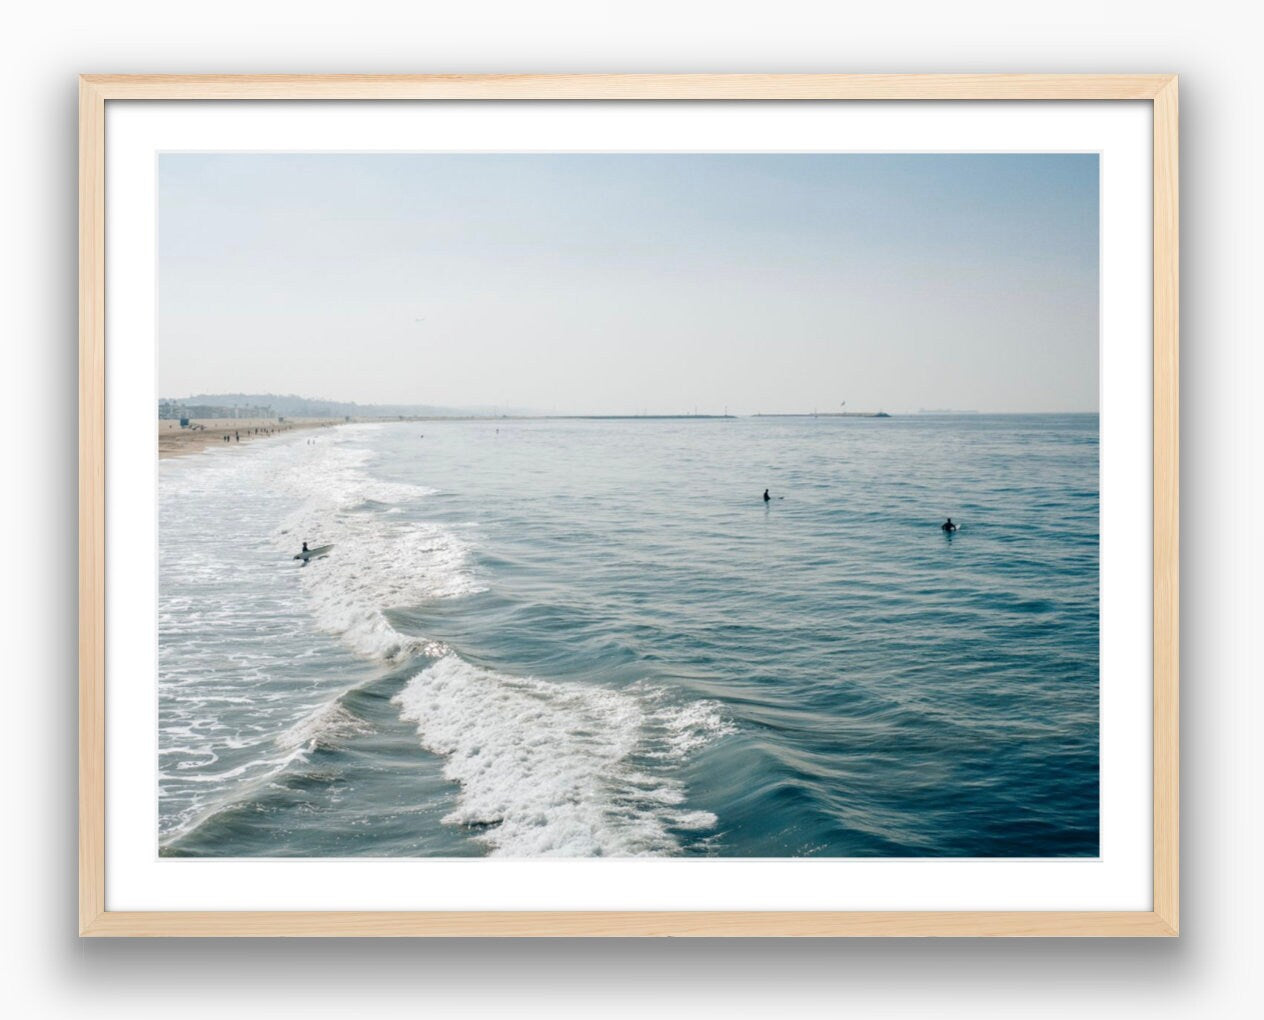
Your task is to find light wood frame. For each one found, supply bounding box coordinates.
[79,73,1179,937]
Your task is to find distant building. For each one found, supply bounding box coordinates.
[158,400,276,420]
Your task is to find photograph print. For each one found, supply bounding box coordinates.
[157,152,1100,859]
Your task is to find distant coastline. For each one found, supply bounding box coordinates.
[156,412,893,458]
[752,411,891,419]
[156,404,1101,459]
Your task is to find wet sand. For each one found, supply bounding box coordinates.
[158,418,345,459]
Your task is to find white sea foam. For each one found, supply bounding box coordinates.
[158,427,471,842]
[393,655,733,857]
[274,429,481,661]
[162,427,732,855]
[159,695,372,846]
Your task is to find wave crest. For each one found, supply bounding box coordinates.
[275,430,481,661]
[393,655,733,857]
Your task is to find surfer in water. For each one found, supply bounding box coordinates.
[301,541,309,555]
[941,517,958,532]
[763,489,771,503]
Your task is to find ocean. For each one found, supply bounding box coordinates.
[158,414,1099,858]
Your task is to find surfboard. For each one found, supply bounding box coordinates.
[293,544,333,561]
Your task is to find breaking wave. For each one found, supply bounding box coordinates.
[274,427,481,661]
[160,424,735,856]
[394,655,733,856]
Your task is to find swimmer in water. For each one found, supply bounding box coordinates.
[941,517,957,532]
[763,489,771,503]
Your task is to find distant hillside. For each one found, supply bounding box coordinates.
[165,393,527,419]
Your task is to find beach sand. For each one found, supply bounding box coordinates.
[158,418,346,459]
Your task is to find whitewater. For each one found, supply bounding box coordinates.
[159,415,1098,858]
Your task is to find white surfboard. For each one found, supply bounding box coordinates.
[293,544,333,561]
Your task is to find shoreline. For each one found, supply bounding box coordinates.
[158,418,347,459]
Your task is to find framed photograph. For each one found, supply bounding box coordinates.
[79,74,1178,937]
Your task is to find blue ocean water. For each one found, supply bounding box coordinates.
[158,415,1098,857]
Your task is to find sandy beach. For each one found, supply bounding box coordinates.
[158,418,345,459]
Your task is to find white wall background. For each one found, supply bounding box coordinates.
[2,2,1258,1016]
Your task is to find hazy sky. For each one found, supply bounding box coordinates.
[159,152,1099,414]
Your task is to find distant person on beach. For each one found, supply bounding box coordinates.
[763,489,771,503]
[942,517,957,532]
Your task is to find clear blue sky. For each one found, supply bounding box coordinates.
[159,153,1099,413]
